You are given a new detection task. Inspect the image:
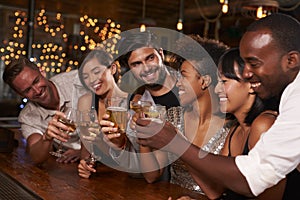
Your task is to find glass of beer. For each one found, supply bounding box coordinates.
[78,109,101,165]
[105,97,128,134]
[49,106,78,158]
[130,100,152,114]
[58,107,77,135]
[143,104,167,124]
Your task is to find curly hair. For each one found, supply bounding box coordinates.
[170,34,229,86]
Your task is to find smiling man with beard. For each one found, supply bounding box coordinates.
[118,30,179,109]
[3,57,87,164]
[100,30,180,181]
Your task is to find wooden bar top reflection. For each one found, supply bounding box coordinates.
[0,129,208,200]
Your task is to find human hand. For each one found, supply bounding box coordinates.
[100,113,127,150]
[129,112,139,130]
[45,111,72,142]
[56,149,81,163]
[135,118,178,150]
[78,159,96,178]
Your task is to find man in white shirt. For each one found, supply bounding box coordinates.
[3,57,87,164]
[135,13,300,199]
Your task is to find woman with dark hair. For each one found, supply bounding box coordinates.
[77,48,128,178]
[139,35,231,192]
[193,48,284,199]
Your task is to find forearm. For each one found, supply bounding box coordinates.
[140,146,163,183]
[80,143,91,159]
[27,134,53,164]
[109,139,141,172]
[169,134,253,198]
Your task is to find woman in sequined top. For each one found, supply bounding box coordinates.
[139,35,231,187]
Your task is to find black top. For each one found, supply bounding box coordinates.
[151,85,180,109]
[223,122,300,200]
[131,84,180,109]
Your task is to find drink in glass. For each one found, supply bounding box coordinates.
[130,100,152,113]
[106,106,128,134]
[143,105,166,123]
[105,97,128,134]
[58,117,77,133]
[78,109,101,165]
[49,106,78,157]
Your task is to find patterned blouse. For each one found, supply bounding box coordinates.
[169,121,234,193]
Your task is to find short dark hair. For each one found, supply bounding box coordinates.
[2,57,39,90]
[116,30,162,69]
[78,48,119,90]
[246,13,300,53]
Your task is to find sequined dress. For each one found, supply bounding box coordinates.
[169,121,233,193]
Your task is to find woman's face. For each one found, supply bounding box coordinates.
[82,57,115,96]
[215,62,252,114]
[176,60,202,106]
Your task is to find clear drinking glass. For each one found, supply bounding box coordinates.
[78,109,101,165]
[105,97,128,134]
[143,104,167,124]
[130,100,152,114]
[49,106,78,158]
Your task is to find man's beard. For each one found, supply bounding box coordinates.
[144,65,167,89]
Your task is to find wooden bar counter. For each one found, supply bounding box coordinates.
[0,128,208,200]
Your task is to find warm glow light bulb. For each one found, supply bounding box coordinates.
[222,4,228,13]
[140,24,146,32]
[219,0,224,3]
[257,6,263,19]
[177,19,183,31]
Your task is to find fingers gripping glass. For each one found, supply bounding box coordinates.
[78,109,102,165]
[143,105,167,124]
[49,107,78,158]
[105,97,129,134]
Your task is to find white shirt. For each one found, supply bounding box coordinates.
[18,70,88,150]
[236,72,300,196]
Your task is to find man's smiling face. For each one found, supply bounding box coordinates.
[127,47,167,87]
[240,29,288,100]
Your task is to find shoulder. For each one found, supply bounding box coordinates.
[249,110,277,148]
[18,101,48,120]
[78,92,93,110]
[252,110,277,130]
[18,102,44,119]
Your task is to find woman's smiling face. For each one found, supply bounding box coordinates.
[176,60,202,106]
[215,62,252,114]
[82,57,114,96]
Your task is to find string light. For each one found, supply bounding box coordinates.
[177,19,183,31]
[177,0,184,31]
[79,15,121,54]
[140,24,146,32]
[241,0,278,19]
[0,7,123,108]
[256,6,263,18]
[222,0,229,14]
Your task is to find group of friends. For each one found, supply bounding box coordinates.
[2,13,300,199]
